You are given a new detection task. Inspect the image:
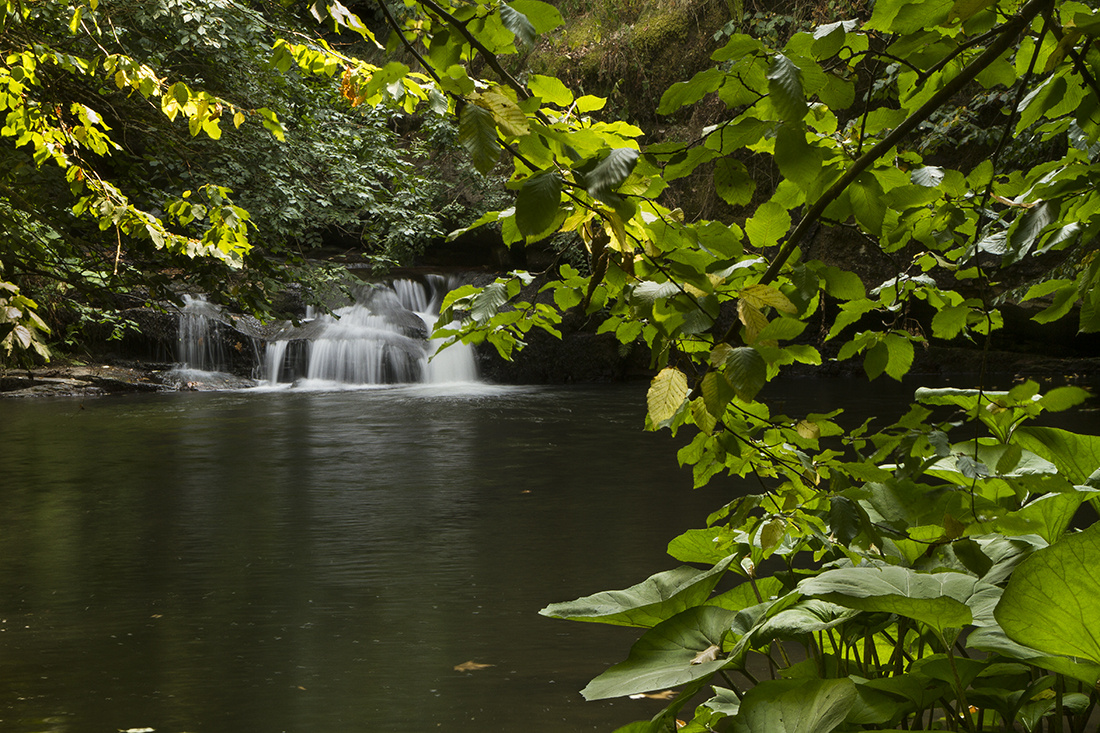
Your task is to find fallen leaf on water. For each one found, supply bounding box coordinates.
[628,690,678,700]
[689,644,720,665]
[454,661,494,672]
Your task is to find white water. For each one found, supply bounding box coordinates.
[263,277,478,387]
[177,295,229,372]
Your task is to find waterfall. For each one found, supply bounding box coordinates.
[177,295,229,372]
[263,276,479,386]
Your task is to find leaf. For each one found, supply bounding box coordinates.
[647,367,690,426]
[583,148,639,201]
[883,333,914,381]
[767,54,807,122]
[500,3,536,47]
[528,74,573,107]
[995,523,1100,665]
[799,566,983,635]
[454,660,494,671]
[1015,427,1100,485]
[580,605,736,699]
[540,557,735,628]
[479,91,529,137]
[507,0,563,33]
[849,172,887,235]
[820,266,865,300]
[458,102,500,174]
[745,202,791,249]
[714,158,754,207]
[514,172,562,238]
[722,346,767,402]
[731,678,857,733]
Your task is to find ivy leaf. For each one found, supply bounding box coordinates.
[767,53,807,123]
[995,523,1100,665]
[499,3,536,48]
[722,346,767,402]
[648,367,690,426]
[514,171,562,238]
[458,102,500,174]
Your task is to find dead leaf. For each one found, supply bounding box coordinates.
[453,661,494,672]
[629,689,679,700]
[689,644,720,665]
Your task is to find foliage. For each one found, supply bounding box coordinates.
[0,0,455,365]
[3,0,1100,729]
[276,0,1100,730]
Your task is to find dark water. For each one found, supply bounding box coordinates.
[0,384,736,733]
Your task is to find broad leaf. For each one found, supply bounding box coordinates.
[722,346,767,402]
[458,102,500,174]
[767,54,807,122]
[514,171,562,238]
[540,556,734,628]
[580,605,737,700]
[731,678,857,733]
[799,566,981,635]
[995,523,1100,665]
[582,148,639,201]
[648,367,690,426]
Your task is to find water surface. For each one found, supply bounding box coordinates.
[0,385,732,732]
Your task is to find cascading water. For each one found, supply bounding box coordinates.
[262,275,478,386]
[177,295,229,372]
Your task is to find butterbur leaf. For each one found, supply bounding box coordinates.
[732,678,856,733]
[581,605,737,699]
[514,172,562,238]
[767,54,807,122]
[458,102,500,174]
[647,367,690,426]
[540,556,735,628]
[995,523,1100,665]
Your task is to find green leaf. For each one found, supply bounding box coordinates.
[849,172,887,235]
[500,3,536,47]
[745,201,791,248]
[458,102,500,174]
[731,678,857,733]
[514,171,562,238]
[701,369,736,419]
[648,367,690,426]
[995,523,1100,665]
[507,0,563,33]
[722,346,767,402]
[767,54,807,122]
[580,605,737,699]
[714,158,754,207]
[1015,427,1100,485]
[540,557,735,628]
[883,333,914,381]
[528,74,573,107]
[479,91,529,137]
[582,148,639,202]
[820,266,865,300]
[799,566,982,635]
[659,68,724,115]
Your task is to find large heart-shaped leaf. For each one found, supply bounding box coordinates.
[995,522,1100,665]
[580,605,737,699]
[731,678,856,733]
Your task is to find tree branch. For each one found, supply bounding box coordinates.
[759,0,1052,286]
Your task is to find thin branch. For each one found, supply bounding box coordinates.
[759,0,1052,287]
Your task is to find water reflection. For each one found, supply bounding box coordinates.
[0,386,729,732]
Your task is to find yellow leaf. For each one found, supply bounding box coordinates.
[453,661,494,672]
[796,420,820,440]
[740,283,797,314]
[233,111,245,129]
[647,367,689,425]
[737,300,768,344]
